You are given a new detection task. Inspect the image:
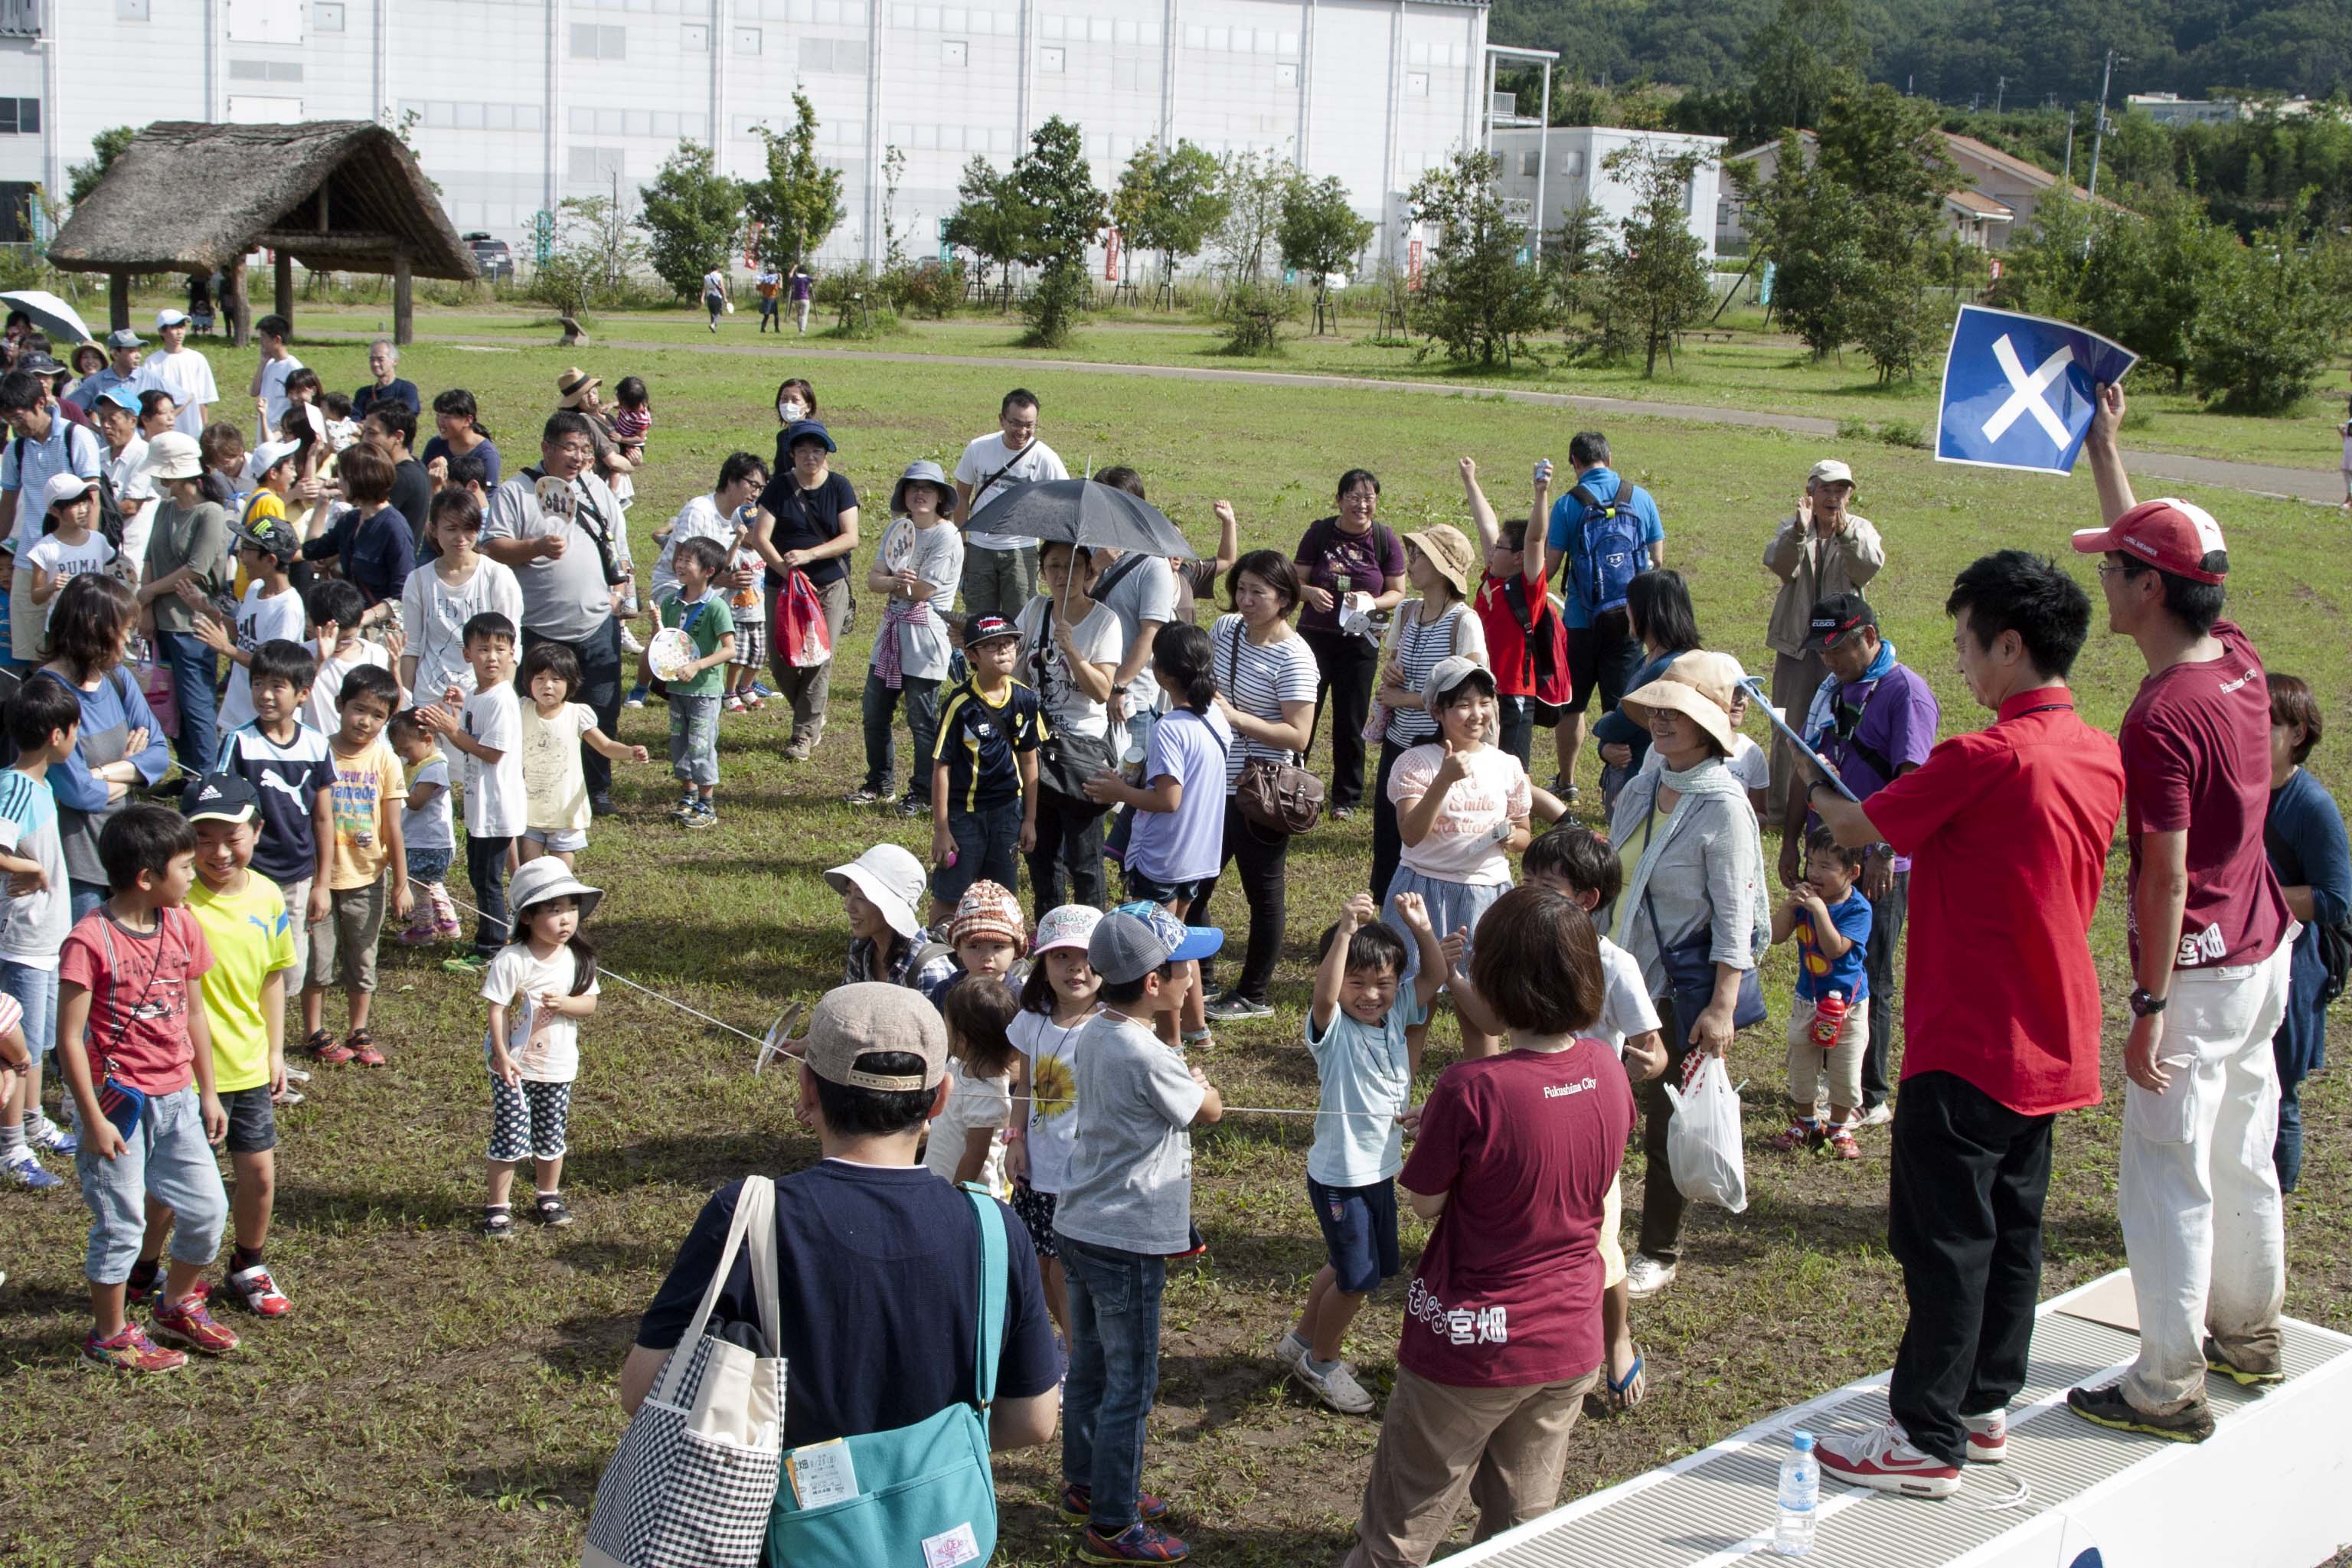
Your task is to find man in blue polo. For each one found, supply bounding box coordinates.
[1540,430,1663,803]
[64,330,165,416]
[1779,590,1940,1129]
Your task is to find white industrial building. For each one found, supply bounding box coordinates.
[1488,124,1726,262]
[0,0,1544,276]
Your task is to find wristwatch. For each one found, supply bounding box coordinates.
[2128,986,2168,1018]
[1806,779,1838,803]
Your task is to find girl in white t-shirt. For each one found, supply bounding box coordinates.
[479,861,603,1237]
[925,975,1022,1197]
[516,641,648,868]
[25,478,118,626]
[1384,658,1532,1062]
[1004,903,1103,1344]
[400,490,524,709]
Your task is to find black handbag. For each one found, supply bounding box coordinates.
[1024,608,1115,815]
[1223,620,1322,836]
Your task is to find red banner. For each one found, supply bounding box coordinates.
[1105,227,1122,282]
[1407,240,1423,292]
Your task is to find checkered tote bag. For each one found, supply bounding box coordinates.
[582,1175,786,1568]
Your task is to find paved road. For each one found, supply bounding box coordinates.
[401,329,2349,507]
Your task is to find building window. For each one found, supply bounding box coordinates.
[570,23,626,60]
[568,145,626,182]
[735,27,763,54]
[1406,71,1428,97]
[118,0,152,18]
[1276,63,1296,87]
[1040,44,1065,73]
[942,38,967,66]
[313,2,345,31]
[682,22,709,50]
[802,36,862,72]
[1518,150,1538,176]
[230,60,305,82]
[0,98,36,135]
[227,0,301,44]
[1563,150,1585,178]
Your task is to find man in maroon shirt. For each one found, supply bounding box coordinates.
[1795,550,2122,1498]
[2060,385,2295,1444]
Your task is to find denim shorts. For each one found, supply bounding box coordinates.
[220,1084,279,1155]
[523,826,589,854]
[406,846,455,884]
[74,1086,229,1283]
[1307,1174,1401,1294]
[1125,867,1210,910]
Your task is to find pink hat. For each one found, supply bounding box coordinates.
[1031,903,1101,956]
[2069,498,2226,584]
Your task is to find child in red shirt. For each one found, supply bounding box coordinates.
[1462,457,1560,771]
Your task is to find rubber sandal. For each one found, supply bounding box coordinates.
[345,1030,385,1068]
[1608,1346,1648,1411]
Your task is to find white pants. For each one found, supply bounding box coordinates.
[2118,941,2292,1413]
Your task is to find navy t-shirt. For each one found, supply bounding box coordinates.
[756,470,858,590]
[635,1163,1059,1449]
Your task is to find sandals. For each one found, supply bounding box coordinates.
[1608,1344,1648,1411]
[345,1030,385,1069]
[306,1029,356,1066]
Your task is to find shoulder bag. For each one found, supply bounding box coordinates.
[1026,606,1115,816]
[581,1174,786,1568]
[763,1186,1010,1568]
[1634,799,1766,1034]
[1224,619,1322,836]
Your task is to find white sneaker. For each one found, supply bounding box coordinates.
[1816,1419,1961,1498]
[1962,1408,2007,1463]
[1295,1357,1376,1414]
[282,1064,312,1084]
[619,626,645,654]
[1858,1102,1894,1129]
[1273,1331,1311,1374]
[1625,1253,1677,1298]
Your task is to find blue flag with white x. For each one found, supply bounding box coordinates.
[1934,305,2139,475]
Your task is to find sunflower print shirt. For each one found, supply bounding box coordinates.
[1010,1005,1096,1194]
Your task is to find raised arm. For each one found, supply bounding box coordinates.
[1459,457,1499,557]
[2085,381,2137,527]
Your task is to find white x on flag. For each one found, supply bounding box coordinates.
[1982,335,2075,446]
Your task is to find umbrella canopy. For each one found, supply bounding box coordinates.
[0,289,96,346]
[967,479,1197,558]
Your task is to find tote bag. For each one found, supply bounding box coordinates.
[582,1175,786,1568]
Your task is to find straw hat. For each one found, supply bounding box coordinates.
[1405,524,1475,598]
[556,366,602,408]
[1620,650,1748,758]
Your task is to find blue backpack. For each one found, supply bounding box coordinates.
[1570,481,1644,616]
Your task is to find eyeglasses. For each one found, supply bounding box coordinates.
[2094,561,2141,580]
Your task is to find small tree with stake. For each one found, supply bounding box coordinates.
[1008,116,1107,348]
[942,155,1028,306]
[1595,143,1712,377]
[1111,140,1229,309]
[743,93,845,278]
[1279,173,1375,334]
[635,142,744,302]
[1406,149,1557,368]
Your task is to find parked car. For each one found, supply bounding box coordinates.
[466,232,514,282]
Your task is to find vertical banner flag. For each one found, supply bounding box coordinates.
[1936,304,2138,475]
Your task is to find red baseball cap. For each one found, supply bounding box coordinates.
[2069,498,2227,584]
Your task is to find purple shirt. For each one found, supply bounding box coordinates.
[1292,517,1404,635]
[1126,707,1233,884]
[1807,659,1939,874]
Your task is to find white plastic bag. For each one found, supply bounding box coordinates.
[1664,1052,1748,1214]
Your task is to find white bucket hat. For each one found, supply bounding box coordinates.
[825,843,926,938]
[507,856,603,922]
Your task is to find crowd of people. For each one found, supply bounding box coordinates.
[0,320,2343,1568]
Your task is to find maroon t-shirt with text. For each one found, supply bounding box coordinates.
[2120,621,2291,972]
[1396,1040,1633,1389]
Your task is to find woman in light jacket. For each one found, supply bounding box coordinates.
[1606,650,1769,1302]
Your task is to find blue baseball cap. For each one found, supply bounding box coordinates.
[1089,901,1223,984]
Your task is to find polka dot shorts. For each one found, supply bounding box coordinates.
[488,1076,572,1164]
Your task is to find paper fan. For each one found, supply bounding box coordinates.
[756,1000,807,1075]
[647,626,700,683]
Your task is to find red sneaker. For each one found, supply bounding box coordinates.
[1077,1522,1190,1563]
[308,1030,356,1065]
[1816,1420,1959,1498]
[1962,1409,2007,1463]
[345,1030,385,1068]
[82,1322,188,1374]
[1059,1482,1171,1525]
[225,1263,292,1318]
[152,1290,241,1356]
[1769,1121,1821,1154]
[1824,1126,1863,1161]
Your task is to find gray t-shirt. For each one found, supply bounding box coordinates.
[1051,1012,1205,1256]
[1091,551,1175,719]
[482,469,624,642]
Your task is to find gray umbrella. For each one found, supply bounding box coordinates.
[0,289,96,345]
[966,478,1197,558]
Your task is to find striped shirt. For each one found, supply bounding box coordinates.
[934,677,1049,812]
[1209,613,1318,786]
[1383,602,1487,746]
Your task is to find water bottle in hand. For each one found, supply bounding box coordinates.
[1775,1430,1818,1557]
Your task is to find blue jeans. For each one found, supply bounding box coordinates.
[861,671,941,804]
[1060,1236,1168,1532]
[155,626,218,774]
[0,957,57,1071]
[668,692,720,787]
[70,880,109,924]
[931,799,1021,905]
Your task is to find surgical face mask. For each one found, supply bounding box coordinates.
[778,400,805,423]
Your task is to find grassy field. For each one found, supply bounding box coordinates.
[1,333,2347,1567]
[252,290,2352,477]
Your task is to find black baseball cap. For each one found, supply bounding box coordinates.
[180,771,261,825]
[965,614,1019,646]
[1805,592,1878,651]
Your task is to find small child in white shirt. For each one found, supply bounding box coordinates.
[389,709,459,945]
[923,977,1021,1197]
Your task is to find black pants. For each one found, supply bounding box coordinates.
[466,834,513,959]
[1637,992,1693,1264]
[1191,800,1289,1005]
[1860,871,1909,1110]
[1302,627,1378,810]
[1886,1070,2053,1468]
[521,618,623,802]
[1026,786,1108,920]
[1368,739,1408,903]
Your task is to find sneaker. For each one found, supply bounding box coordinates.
[1624,1253,1676,1299]
[1330,804,1356,822]
[151,1290,241,1355]
[480,1206,514,1239]
[750,681,778,699]
[270,1087,305,1108]
[2065,1383,2214,1444]
[619,625,645,654]
[435,917,462,938]
[1962,1409,2007,1464]
[2203,1335,2285,1387]
[224,1264,292,1318]
[1823,1125,1862,1161]
[24,1116,77,1157]
[589,793,617,818]
[1769,1121,1821,1154]
[1816,1419,1961,1498]
[534,1194,575,1227]
[1857,1102,1894,1129]
[623,685,648,710]
[1203,991,1274,1022]
[309,1031,357,1066]
[1076,1521,1190,1563]
[397,920,441,946]
[684,802,717,829]
[443,952,490,976]
[1058,1483,1171,1526]
[782,737,815,763]
[670,793,698,822]
[724,694,746,714]
[282,1064,312,1083]
[1272,1329,1312,1375]
[843,786,891,806]
[897,796,929,819]
[82,1322,187,1374]
[345,1031,385,1069]
[738,691,765,710]
[1295,1357,1377,1414]
[124,1268,167,1307]
[2,1148,63,1191]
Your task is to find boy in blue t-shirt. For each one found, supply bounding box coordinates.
[0,676,83,1187]
[1770,825,1873,1160]
[1275,889,1446,1415]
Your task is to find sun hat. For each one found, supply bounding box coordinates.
[507,855,603,922]
[2069,497,2227,584]
[802,982,949,1092]
[1804,591,1878,651]
[1089,900,1223,985]
[1422,654,1496,715]
[555,366,602,407]
[1619,649,1748,758]
[947,880,1027,951]
[138,430,203,480]
[155,309,191,330]
[1033,903,1102,956]
[41,472,95,510]
[964,613,1019,647]
[1808,459,1854,487]
[105,328,144,351]
[890,459,955,518]
[782,418,836,454]
[1404,523,1475,598]
[179,771,260,825]
[824,842,927,939]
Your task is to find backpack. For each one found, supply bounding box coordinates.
[1498,573,1572,707]
[1569,481,1644,616]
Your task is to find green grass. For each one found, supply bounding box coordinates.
[2,333,2347,1566]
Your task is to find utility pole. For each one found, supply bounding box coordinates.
[2086,48,2123,201]
[2063,109,2075,185]
[1995,75,2006,113]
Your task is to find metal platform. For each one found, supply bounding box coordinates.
[1452,1272,2352,1568]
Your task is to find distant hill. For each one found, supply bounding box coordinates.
[1487,0,2352,108]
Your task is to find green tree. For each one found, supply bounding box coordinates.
[743,93,845,272]
[1007,116,1107,347]
[529,195,645,316]
[1406,149,1557,368]
[1111,140,1229,305]
[1595,145,1713,376]
[1745,0,1864,140]
[1821,83,1963,383]
[67,126,136,206]
[1740,129,1868,356]
[942,155,1029,300]
[634,142,743,301]
[1278,173,1375,332]
[2188,227,2352,413]
[1213,148,1292,286]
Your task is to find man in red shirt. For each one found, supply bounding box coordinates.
[1795,550,2122,1498]
[2060,386,2295,1444]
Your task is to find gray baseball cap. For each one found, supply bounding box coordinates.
[1088,902,1223,985]
[802,982,949,1092]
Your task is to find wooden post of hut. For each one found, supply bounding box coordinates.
[273,250,294,335]
[226,259,250,348]
[392,253,413,347]
[108,271,129,333]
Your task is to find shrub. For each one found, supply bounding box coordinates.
[1218,279,1302,354]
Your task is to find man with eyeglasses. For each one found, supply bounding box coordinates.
[480,411,632,815]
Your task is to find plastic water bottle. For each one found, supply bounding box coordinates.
[1775,1430,1818,1556]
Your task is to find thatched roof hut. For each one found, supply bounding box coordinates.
[47,120,473,345]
